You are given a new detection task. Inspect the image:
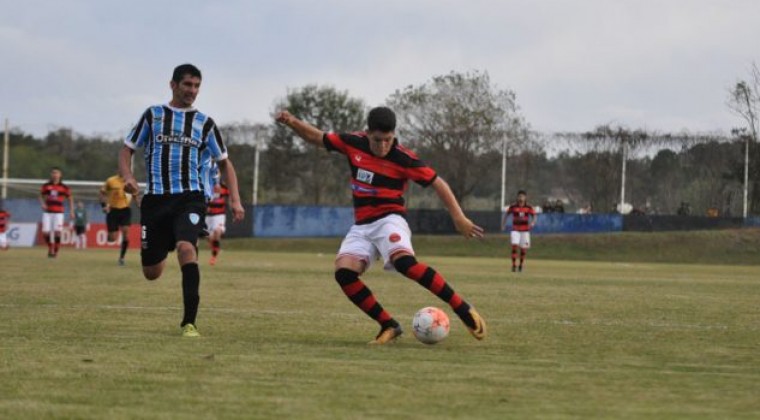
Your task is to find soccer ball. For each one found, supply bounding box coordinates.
[412,307,450,345]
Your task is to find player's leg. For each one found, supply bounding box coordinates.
[173,194,206,336]
[334,225,401,343]
[73,227,82,249]
[519,232,530,272]
[510,231,520,272]
[118,208,131,264]
[380,216,486,340]
[41,214,54,256]
[106,212,119,243]
[0,232,7,250]
[52,214,63,256]
[119,224,130,265]
[140,196,170,280]
[212,216,225,264]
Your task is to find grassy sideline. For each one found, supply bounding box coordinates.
[226,229,760,265]
[1,244,759,419]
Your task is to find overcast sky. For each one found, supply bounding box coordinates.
[1,0,758,137]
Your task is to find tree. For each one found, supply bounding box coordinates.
[387,71,529,205]
[268,85,365,205]
[727,64,760,215]
[219,122,269,204]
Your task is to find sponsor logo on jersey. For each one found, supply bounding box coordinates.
[356,168,375,184]
[156,133,201,147]
[351,184,378,195]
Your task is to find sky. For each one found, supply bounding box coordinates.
[1,0,758,138]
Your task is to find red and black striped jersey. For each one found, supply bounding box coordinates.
[506,203,536,232]
[40,181,71,214]
[324,132,437,224]
[206,184,229,215]
[0,210,9,233]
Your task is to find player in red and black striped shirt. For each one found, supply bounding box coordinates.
[501,190,537,272]
[39,167,74,257]
[205,181,229,265]
[276,107,487,344]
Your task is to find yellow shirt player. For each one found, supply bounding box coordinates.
[100,174,137,265]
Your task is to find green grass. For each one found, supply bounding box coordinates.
[1,245,759,419]
[231,229,760,265]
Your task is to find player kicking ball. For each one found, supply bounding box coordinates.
[502,190,537,272]
[276,107,487,344]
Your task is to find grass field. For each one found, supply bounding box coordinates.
[1,243,759,419]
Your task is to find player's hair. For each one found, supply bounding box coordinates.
[172,64,202,83]
[367,107,397,132]
[517,190,527,196]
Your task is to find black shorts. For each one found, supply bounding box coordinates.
[106,207,132,232]
[140,192,206,266]
[75,225,86,235]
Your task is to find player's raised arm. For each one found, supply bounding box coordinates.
[431,177,485,239]
[216,159,245,222]
[275,111,325,147]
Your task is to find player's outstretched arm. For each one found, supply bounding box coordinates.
[217,158,245,222]
[118,146,140,195]
[275,110,325,147]
[431,177,485,239]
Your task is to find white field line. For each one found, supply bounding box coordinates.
[0,303,739,331]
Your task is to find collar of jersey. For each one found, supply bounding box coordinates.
[165,103,196,112]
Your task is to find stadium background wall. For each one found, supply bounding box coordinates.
[5,200,760,238]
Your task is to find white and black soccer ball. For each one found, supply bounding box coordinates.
[412,307,450,345]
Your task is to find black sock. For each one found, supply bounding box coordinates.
[181,263,200,327]
[120,240,129,259]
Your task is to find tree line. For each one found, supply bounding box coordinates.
[2,69,759,215]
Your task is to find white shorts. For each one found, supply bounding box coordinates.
[337,214,414,271]
[511,231,531,248]
[41,213,65,233]
[0,232,6,247]
[205,214,226,234]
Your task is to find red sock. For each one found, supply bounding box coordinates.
[511,245,519,267]
[394,256,477,329]
[335,269,394,328]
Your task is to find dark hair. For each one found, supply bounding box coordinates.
[517,190,527,196]
[367,107,396,132]
[172,64,202,83]
[51,167,62,172]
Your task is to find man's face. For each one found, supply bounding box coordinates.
[368,130,395,157]
[170,74,201,108]
[517,193,527,204]
[50,169,62,183]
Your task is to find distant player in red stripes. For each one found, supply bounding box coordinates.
[276,107,487,344]
[39,167,74,258]
[206,179,230,266]
[0,205,10,250]
[502,190,537,272]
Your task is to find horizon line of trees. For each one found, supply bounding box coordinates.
[1,67,759,216]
